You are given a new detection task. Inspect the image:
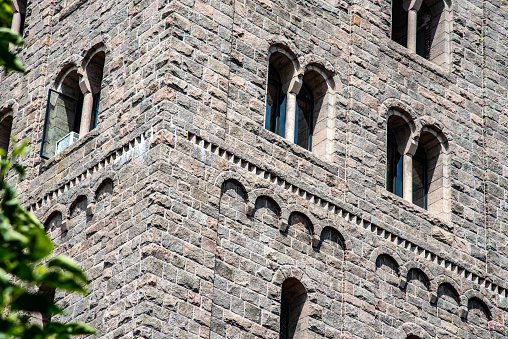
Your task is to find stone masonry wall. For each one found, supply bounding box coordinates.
[1,0,508,338]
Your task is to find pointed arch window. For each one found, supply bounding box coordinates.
[295,84,313,151]
[265,65,287,138]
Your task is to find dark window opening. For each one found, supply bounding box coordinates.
[91,91,101,130]
[416,2,432,59]
[279,278,307,339]
[0,114,13,154]
[391,0,407,48]
[413,144,428,209]
[387,128,403,197]
[38,285,56,327]
[265,65,287,138]
[295,85,313,151]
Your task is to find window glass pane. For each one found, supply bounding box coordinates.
[413,146,427,209]
[91,91,100,130]
[265,66,286,138]
[41,90,79,158]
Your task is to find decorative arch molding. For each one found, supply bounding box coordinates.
[400,260,436,291]
[0,99,18,117]
[369,246,404,272]
[252,188,286,219]
[317,220,352,252]
[66,188,94,210]
[266,43,301,74]
[433,274,462,296]
[463,289,495,317]
[214,171,255,205]
[79,43,107,94]
[54,63,81,90]
[81,42,108,72]
[413,117,451,149]
[68,194,89,218]
[379,98,419,125]
[300,55,335,77]
[302,63,336,93]
[285,204,318,236]
[272,265,316,295]
[397,322,432,339]
[41,205,66,227]
[91,172,118,199]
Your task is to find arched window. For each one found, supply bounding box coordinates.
[391,0,451,69]
[386,110,412,199]
[295,84,313,150]
[11,0,27,36]
[41,68,83,158]
[0,111,13,154]
[265,65,287,138]
[41,47,105,158]
[387,128,403,197]
[280,278,307,339]
[413,129,448,216]
[412,144,428,209]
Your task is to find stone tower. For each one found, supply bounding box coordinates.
[1,0,508,338]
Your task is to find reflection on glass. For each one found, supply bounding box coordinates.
[387,129,403,197]
[295,85,313,150]
[41,89,82,158]
[265,66,286,137]
[413,145,428,209]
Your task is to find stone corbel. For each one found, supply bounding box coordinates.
[278,219,288,232]
[458,306,468,319]
[399,277,407,288]
[245,203,255,217]
[311,235,320,248]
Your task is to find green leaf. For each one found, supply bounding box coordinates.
[39,272,87,294]
[28,224,53,261]
[48,255,89,283]
[44,322,96,335]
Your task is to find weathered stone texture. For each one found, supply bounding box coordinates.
[1,0,508,338]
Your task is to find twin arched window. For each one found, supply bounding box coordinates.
[391,0,451,69]
[264,47,332,159]
[386,109,449,218]
[41,48,105,158]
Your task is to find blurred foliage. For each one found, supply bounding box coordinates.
[0,0,25,73]
[0,141,95,338]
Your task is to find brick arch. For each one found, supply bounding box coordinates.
[68,194,88,216]
[67,188,94,211]
[80,43,107,95]
[317,220,352,252]
[401,261,436,291]
[300,56,335,80]
[369,246,404,271]
[91,172,118,199]
[266,42,301,73]
[252,188,287,219]
[379,98,419,126]
[214,171,254,205]
[42,208,65,232]
[54,63,81,90]
[285,205,318,236]
[0,99,18,117]
[463,289,495,320]
[397,322,432,339]
[433,275,462,296]
[272,265,315,295]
